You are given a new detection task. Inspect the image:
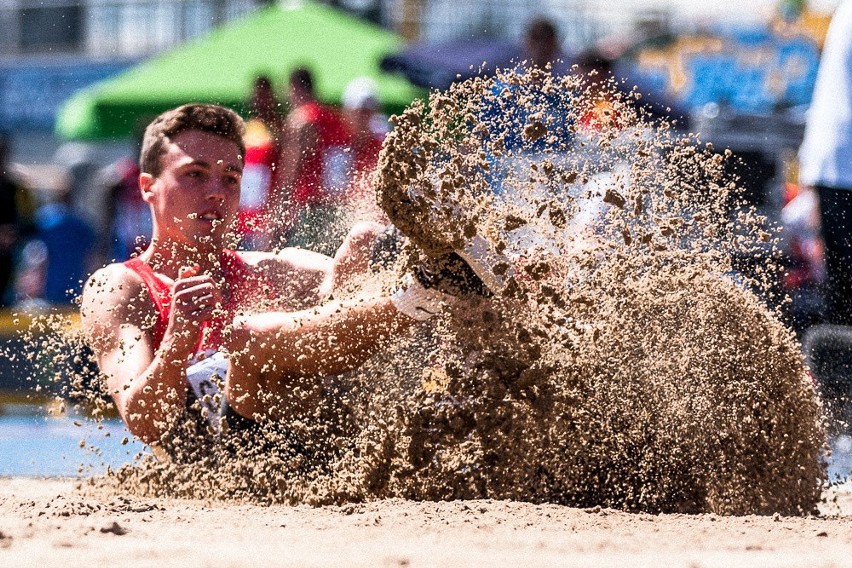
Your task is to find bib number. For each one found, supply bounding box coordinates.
[185,351,228,433]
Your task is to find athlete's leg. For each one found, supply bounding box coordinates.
[326,220,385,294]
[223,295,408,421]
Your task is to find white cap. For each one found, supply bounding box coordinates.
[342,77,380,110]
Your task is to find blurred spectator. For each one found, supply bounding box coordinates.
[522,17,567,72]
[54,142,98,215]
[97,152,151,262]
[479,18,575,194]
[341,77,388,222]
[573,48,691,131]
[342,77,387,179]
[15,240,48,308]
[240,75,284,250]
[249,75,283,135]
[798,0,852,325]
[272,67,350,255]
[0,135,32,306]
[240,118,278,250]
[570,49,626,132]
[781,183,826,330]
[21,181,97,305]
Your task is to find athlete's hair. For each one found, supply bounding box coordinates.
[289,67,315,95]
[140,103,245,176]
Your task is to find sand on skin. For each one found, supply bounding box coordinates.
[0,478,850,567]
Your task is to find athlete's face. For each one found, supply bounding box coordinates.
[141,129,243,249]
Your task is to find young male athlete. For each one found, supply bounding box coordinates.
[81,104,474,448]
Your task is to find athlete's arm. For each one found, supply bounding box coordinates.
[250,220,382,309]
[80,264,221,444]
[264,221,384,305]
[240,248,332,310]
[225,295,411,419]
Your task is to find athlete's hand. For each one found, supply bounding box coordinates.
[166,264,223,355]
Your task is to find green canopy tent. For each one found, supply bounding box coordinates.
[56,1,422,140]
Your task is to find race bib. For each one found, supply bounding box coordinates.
[185,350,228,433]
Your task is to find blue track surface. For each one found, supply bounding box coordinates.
[0,406,147,477]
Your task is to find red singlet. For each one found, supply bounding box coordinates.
[124,250,275,353]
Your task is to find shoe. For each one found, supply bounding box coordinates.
[415,235,514,297]
[392,250,495,321]
[390,230,515,320]
[413,252,491,297]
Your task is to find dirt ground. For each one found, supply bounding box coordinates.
[0,478,850,567]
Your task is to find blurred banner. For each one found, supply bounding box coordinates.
[622,16,830,114]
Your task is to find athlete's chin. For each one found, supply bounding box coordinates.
[185,231,230,251]
[188,223,238,248]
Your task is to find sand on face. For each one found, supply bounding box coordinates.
[0,478,850,567]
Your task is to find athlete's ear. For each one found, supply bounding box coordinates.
[139,172,155,203]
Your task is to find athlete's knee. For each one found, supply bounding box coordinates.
[344,221,385,253]
[223,357,262,420]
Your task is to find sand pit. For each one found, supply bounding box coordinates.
[0,478,850,567]
[7,67,841,564]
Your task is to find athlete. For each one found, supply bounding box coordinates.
[80,104,471,448]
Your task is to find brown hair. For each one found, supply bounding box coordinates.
[139,104,246,176]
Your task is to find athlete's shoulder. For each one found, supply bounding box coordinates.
[85,261,143,294]
[80,261,153,341]
[81,261,147,313]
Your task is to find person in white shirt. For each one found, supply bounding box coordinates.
[799,0,852,324]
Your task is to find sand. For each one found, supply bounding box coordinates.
[1,477,850,567]
[7,67,842,563]
[84,67,828,515]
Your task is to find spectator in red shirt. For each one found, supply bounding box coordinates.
[271,67,350,255]
[239,75,284,250]
[342,77,386,176]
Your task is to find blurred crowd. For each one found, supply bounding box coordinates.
[0,7,846,339]
[238,69,389,255]
[0,135,97,308]
[0,69,389,308]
